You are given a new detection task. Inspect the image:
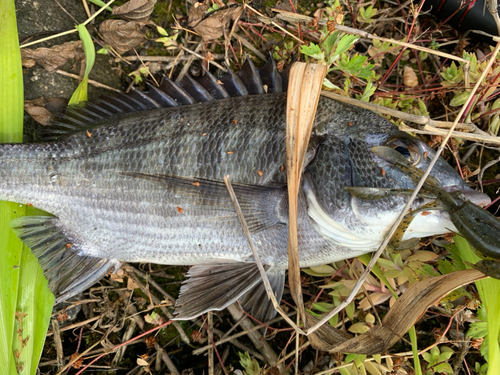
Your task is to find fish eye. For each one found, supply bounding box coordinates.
[385,137,421,165]
[394,146,411,159]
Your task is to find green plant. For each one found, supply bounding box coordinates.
[0,1,54,374]
[422,346,454,374]
[239,351,261,375]
[453,235,500,374]
[357,5,377,24]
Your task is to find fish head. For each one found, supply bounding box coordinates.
[355,132,491,241]
[306,127,490,249]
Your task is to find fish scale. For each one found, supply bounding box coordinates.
[3,60,490,322]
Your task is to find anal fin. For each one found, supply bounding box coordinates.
[10,216,120,304]
[239,269,285,324]
[173,262,270,320]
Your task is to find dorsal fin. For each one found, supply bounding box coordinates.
[159,75,195,105]
[238,56,265,95]
[259,55,283,93]
[178,74,213,102]
[45,56,289,141]
[219,65,248,96]
[195,67,230,99]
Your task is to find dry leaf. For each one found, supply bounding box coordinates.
[188,4,244,41]
[99,20,150,54]
[286,62,327,325]
[21,41,83,73]
[24,98,53,126]
[24,97,68,126]
[137,357,149,366]
[306,269,485,354]
[112,0,157,21]
[126,276,140,290]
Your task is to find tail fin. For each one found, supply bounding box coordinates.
[10,216,120,303]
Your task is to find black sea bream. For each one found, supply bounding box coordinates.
[2,59,489,321]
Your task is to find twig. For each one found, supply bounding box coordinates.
[271,8,470,65]
[244,4,303,43]
[320,91,477,132]
[208,312,214,375]
[125,270,191,344]
[211,327,265,361]
[400,124,500,145]
[226,304,282,370]
[55,70,121,92]
[180,45,227,75]
[154,342,181,375]
[20,0,117,48]
[81,0,91,19]
[223,175,306,334]
[51,319,65,367]
[73,320,173,375]
[232,30,267,61]
[46,315,101,336]
[122,54,226,63]
[192,310,297,355]
[127,265,176,303]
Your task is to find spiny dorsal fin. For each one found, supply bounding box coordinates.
[44,56,288,141]
[238,56,265,95]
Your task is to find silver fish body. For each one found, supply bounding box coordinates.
[1,91,488,320]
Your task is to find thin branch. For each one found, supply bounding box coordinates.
[223,175,306,334]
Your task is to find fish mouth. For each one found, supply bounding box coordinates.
[443,185,491,207]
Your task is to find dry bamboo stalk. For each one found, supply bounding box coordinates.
[286,62,327,327]
[320,91,478,132]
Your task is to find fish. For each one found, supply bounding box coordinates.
[1,58,491,322]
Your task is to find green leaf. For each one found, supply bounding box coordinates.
[312,302,336,313]
[454,235,500,373]
[450,91,471,107]
[334,34,359,56]
[0,1,54,374]
[88,0,112,11]
[157,25,168,36]
[68,24,96,105]
[323,77,340,90]
[468,322,489,339]
[300,43,325,62]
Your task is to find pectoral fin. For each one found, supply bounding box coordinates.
[121,172,288,233]
[10,216,120,304]
[173,262,270,320]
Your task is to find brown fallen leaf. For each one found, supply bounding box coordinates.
[24,97,68,126]
[112,0,157,21]
[306,269,486,354]
[21,41,83,73]
[188,3,244,41]
[99,20,151,55]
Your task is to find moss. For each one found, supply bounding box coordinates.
[151,0,185,26]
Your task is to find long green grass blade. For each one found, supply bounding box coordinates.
[454,235,500,374]
[68,24,95,105]
[0,1,54,374]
